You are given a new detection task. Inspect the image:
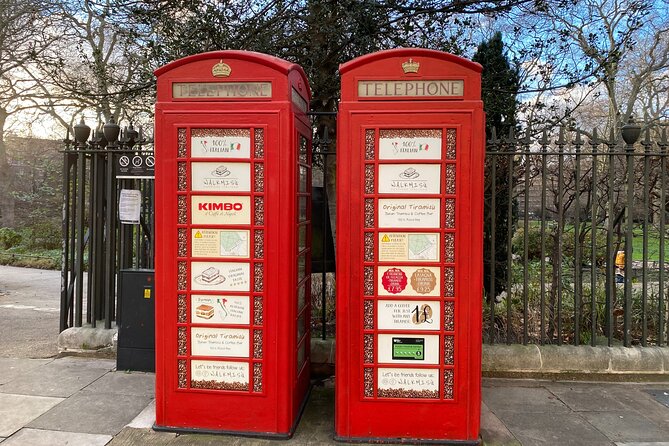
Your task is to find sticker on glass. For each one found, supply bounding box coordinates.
[191,327,249,357]
[191,295,250,325]
[377,334,439,364]
[190,360,249,389]
[378,164,441,194]
[191,196,251,225]
[191,229,250,259]
[191,162,251,192]
[377,300,441,331]
[378,266,440,296]
[191,129,251,158]
[379,129,442,160]
[191,261,250,292]
[379,232,439,262]
[377,368,439,395]
[378,198,440,228]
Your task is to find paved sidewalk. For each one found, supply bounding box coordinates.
[1,356,668,445]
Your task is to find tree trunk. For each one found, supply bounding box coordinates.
[0,107,15,228]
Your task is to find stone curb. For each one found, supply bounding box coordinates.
[56,330,669,377]
[57,326,118,353]
[482,344,669,376]
[310,338,669,376]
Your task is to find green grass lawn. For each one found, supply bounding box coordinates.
[631,227,669,262]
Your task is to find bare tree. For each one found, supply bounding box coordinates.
[0,0,56,227]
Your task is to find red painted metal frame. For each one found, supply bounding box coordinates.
[154,51,311,437]
[336,49,485,443]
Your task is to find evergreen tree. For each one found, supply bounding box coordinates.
[472,32,519,307]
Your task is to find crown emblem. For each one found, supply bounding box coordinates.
[212,60,232,78]
[402,58,420,74]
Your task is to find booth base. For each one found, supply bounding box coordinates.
[333,435,481,445]
[152,385,311,440]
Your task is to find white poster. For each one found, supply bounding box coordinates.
[379,129,442,160]
[191,162,251,192]
[118,189,141,224]
[377,368,439,393]
[191,129,251,158]
[191,196,251,225]
[191,295,250,325]
[377,164,441,194]
[377,300,441,331]
[191,327,249,357]
[191,262,250,292]
[378,265,441,296]
[378,334,440,364]
[191,229,250,259]
[378,232,439,262]
[378,198,440,228]
[190,360,249,386]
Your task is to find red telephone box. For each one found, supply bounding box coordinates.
[153,51,312,437]
[335,49,484,443]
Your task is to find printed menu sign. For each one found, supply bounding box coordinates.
[378,334,440,364]
[379,232,439,262]
[191,327,249,357]
[378,265,440,296]
[379,129,442,160]
[191,196,251,225]
[191,129,251,158]
[191,162,251,192]
[191,262,250,292]
[191,360,249,387]
[378,164,441,194]
[378,198,440,228]
[191,295,250,325]
[377,300,441,331]
[191,229,250,258]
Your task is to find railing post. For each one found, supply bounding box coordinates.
[621,116,640,346]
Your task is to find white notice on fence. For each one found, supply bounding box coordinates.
[118,189,141,224]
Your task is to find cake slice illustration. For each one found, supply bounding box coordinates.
[399,167,420,179]
[195,304,215,319]
[195,266,226,285]
[212,165,231,177]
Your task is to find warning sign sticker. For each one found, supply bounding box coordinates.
[191,229,250,258]
[379,232,439,262]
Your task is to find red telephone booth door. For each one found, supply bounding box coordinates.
[335,49,485,443]
[153,51,312,437]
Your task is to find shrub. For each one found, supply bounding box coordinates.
[0,227,22,249]
[512,222,609,265]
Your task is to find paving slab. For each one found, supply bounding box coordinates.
[496,411,614,446]
[580,411,669,443]
[482,385,570,413]
[0,393,63,437]
[480,402,520,445]
[27,391,152,436]
[616,443,669,446]
[643,389,669,408]
[546,382,630,412]
[127,400,156,429]
[606,385,669,428]
[2,428,112,446]
[81,370,155,397]
[0,358,51,385]
[0,359,110,397]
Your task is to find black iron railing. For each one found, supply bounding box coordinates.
[484,120,669,347]
[60,118,153,331]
